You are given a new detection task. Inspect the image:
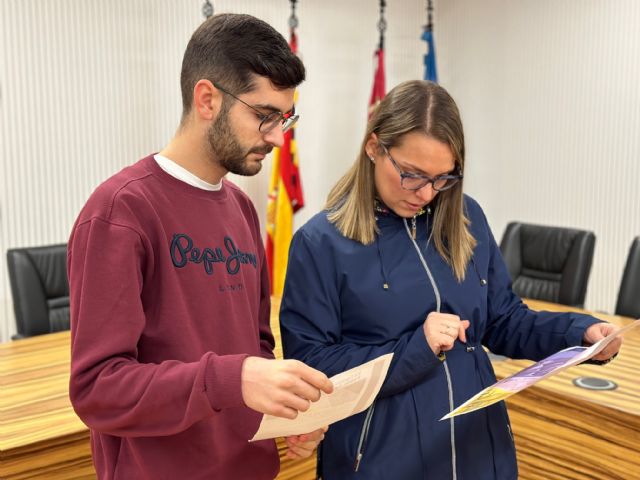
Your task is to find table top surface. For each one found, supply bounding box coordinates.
[1,298,637,453]
[0,330,82,453]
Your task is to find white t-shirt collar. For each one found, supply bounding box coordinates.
[154,154,222,191]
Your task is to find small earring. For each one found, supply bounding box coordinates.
[369,156,375,163]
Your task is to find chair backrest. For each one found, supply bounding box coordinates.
[615,237,640,318]
[499,222,595,308]
[6,244,69,338]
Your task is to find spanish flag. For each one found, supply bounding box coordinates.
[266,32,304,297]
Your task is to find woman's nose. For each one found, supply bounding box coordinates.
[414,182,437,202]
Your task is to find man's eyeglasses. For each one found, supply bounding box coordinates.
[213,83,299,134]
[380,143,463,192]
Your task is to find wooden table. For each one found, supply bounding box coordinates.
[0,331,94,480]
[0,298,315,480]
[2,299,638,480]
[493,299,640,480]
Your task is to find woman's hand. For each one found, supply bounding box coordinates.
[583,322,622,361]
[284,426,328,459]
[423,312,470,356]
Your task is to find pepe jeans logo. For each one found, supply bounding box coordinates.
[170,233,257,275]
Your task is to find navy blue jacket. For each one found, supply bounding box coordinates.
[280,196,600,479]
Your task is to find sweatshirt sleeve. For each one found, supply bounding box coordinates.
[280,229,442,398]
[477,211,603,360]
[68,218,248,437]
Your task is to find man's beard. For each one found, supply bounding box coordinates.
[207,103,272,177]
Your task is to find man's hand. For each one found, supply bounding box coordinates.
[241,357,333,419]
[284,426,328,459]
[583,322,622,361]
[423,312,470,356]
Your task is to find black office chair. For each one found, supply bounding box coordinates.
[499,222,595,308]
[615,237,640,318]
[6,244,70,339]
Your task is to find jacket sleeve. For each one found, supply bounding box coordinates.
[280,229,442,398]
[478,212,602,360]
[68,218,249,437]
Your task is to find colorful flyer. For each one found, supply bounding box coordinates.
[441,319,640,420]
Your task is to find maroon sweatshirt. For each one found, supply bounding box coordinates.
[67,155,278,479]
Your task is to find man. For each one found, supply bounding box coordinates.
[68,13,332,480]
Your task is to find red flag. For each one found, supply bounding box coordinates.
[368,48,386,117]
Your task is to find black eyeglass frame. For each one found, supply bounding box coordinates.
[380,143,463,192]
[213,83,299,133]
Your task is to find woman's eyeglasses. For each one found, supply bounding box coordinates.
[380,143,463,192]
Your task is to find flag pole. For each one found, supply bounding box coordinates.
[202,0,213,20]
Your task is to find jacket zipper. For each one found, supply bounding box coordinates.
[353,401,376,472]
[404,217,458,480]
[442,358,457,480]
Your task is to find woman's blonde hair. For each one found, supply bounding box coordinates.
[326,80,476,281]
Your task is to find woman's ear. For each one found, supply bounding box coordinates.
[365,133,379,161]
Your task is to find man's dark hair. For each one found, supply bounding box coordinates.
[180,13,305,117]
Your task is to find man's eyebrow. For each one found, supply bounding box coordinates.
[253,103,294,114]
[253,103,279,113]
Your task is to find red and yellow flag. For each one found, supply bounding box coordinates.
[266,32,304,297]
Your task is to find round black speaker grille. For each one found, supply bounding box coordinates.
[572,376,618,391]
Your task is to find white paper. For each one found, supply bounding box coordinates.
[250,353,393,441]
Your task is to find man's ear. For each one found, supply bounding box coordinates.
[193,79,222,121]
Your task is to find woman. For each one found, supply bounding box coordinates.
[279,80,620,479]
